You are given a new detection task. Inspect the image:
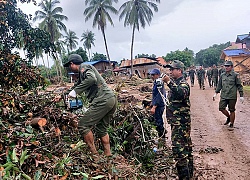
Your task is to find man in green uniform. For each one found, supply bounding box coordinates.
[197,65,206,90]
[63,54,117,157]
[213,61,244,129]
[162,60,193,180]
[211,64,219,90]
[206,66,213,87]
[188,66,196,87]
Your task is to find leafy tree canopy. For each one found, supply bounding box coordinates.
[91,52,107,61]
[163,48,194,68]
[195,42,230,67]
[0,0,55,92]
[0,0,54,61]
[61,47,88,65]
[135,53,157,59]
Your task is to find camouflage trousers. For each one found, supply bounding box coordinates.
[171,121,193,179]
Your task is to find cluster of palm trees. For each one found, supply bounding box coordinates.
[33,0,160,79]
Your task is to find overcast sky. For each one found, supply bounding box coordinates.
[17,0,250,62]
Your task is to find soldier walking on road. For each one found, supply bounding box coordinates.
[206,66,213,87]
[197,66,206,90]
[188,66,196,87]
[162,60,193,180]
[211,64,219,90]
[213,61,244,129]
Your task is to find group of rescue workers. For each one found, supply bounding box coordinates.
[56,54,244,180]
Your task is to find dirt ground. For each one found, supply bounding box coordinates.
[188,79,250,180]
[115,77,250,179]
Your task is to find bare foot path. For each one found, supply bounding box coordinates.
[190,80,250,180]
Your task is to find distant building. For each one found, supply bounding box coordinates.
[220,33,250,73]
[83,60,117,73]
[119,57,168,78]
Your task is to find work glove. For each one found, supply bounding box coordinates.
[161,74,171,84]
[68,90,76,98]
[155,78,163,88]
[213,93,217,101]
[240,97,244,103]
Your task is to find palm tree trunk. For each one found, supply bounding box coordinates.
[88,48,91,60]
[42,55,49,79]
[47,54,50,78]
[130,23,136,76]
[101,28,111,63]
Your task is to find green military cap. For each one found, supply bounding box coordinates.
[165,60,185,69]
[64,54,83,67]
[224,60,233,66]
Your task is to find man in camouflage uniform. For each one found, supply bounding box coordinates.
[206,66,213,87]
[188,66,196,87]
[213,61,244,129]
[162,60,193,180]
[63,54,117,157]
[211,64,219,90]
[197,65,206,90]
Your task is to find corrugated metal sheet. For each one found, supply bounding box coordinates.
[236,34,249,43]
[223,49,250,56]
[83,60,109,65]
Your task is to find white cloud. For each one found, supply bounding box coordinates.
[16,0,250,65]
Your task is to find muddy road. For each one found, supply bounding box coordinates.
[189,80,250,180]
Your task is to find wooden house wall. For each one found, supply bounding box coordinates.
[226,55,250,73]
[93,62,110,73]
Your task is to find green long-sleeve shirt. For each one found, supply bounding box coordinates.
[215,70,243,99]
[72,64,114,103]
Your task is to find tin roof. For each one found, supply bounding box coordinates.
[223,49,250,56]
[83,60,110,65]
[236,34,250,43]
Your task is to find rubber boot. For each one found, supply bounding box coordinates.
[176,165,191,180]
[100,134,112,156]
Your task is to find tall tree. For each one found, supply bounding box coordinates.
[33,0,68,81]
[33,0,68,43]
[195,42,230,67]
[84,0,118,62]
[119,0,160,75]
[163,48,194,68]
[81,30,95,60]
[64,29,79,52]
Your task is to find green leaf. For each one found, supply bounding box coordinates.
[22,173,32,180]
[34,170,42,180]
[92,175,105,179]
[20,149,30,166]
[80,172,88,178]
[12,149,18,163]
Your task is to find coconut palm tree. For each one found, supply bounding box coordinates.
[33,0,68,81]
[64,29,79,52]
[119,0,160,75]
[33,0,68,43]
[80,30,95,60]
[84,0,118,62]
